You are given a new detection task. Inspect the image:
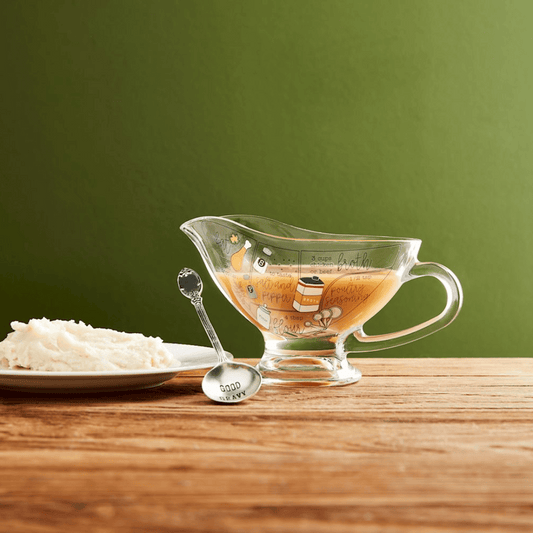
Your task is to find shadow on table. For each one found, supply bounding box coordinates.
[0,380,203,405]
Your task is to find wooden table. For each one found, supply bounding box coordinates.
[1,358,532,533]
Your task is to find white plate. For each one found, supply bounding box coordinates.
[0,343,233,393]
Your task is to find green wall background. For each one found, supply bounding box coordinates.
[1,1,532,358]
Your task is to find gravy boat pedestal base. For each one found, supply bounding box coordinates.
[257,333,361,386]
[258,351,361,386]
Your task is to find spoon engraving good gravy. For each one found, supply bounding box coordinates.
[177,268,262,403]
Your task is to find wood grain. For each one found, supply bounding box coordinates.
[1,358,532,533]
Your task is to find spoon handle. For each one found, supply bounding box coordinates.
[190,295,228,363]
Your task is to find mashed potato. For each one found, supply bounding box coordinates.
[0,318,175,372]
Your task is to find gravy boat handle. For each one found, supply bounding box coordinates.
[351,262,463,352]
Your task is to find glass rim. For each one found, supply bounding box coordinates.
[181,214,422,244]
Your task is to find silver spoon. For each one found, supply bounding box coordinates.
[177,268,262,403]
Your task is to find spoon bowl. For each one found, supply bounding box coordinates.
[202,361,262,402]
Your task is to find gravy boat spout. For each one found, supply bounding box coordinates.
[180,215,462,386]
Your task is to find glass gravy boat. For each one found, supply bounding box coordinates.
[181,215,463,386]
